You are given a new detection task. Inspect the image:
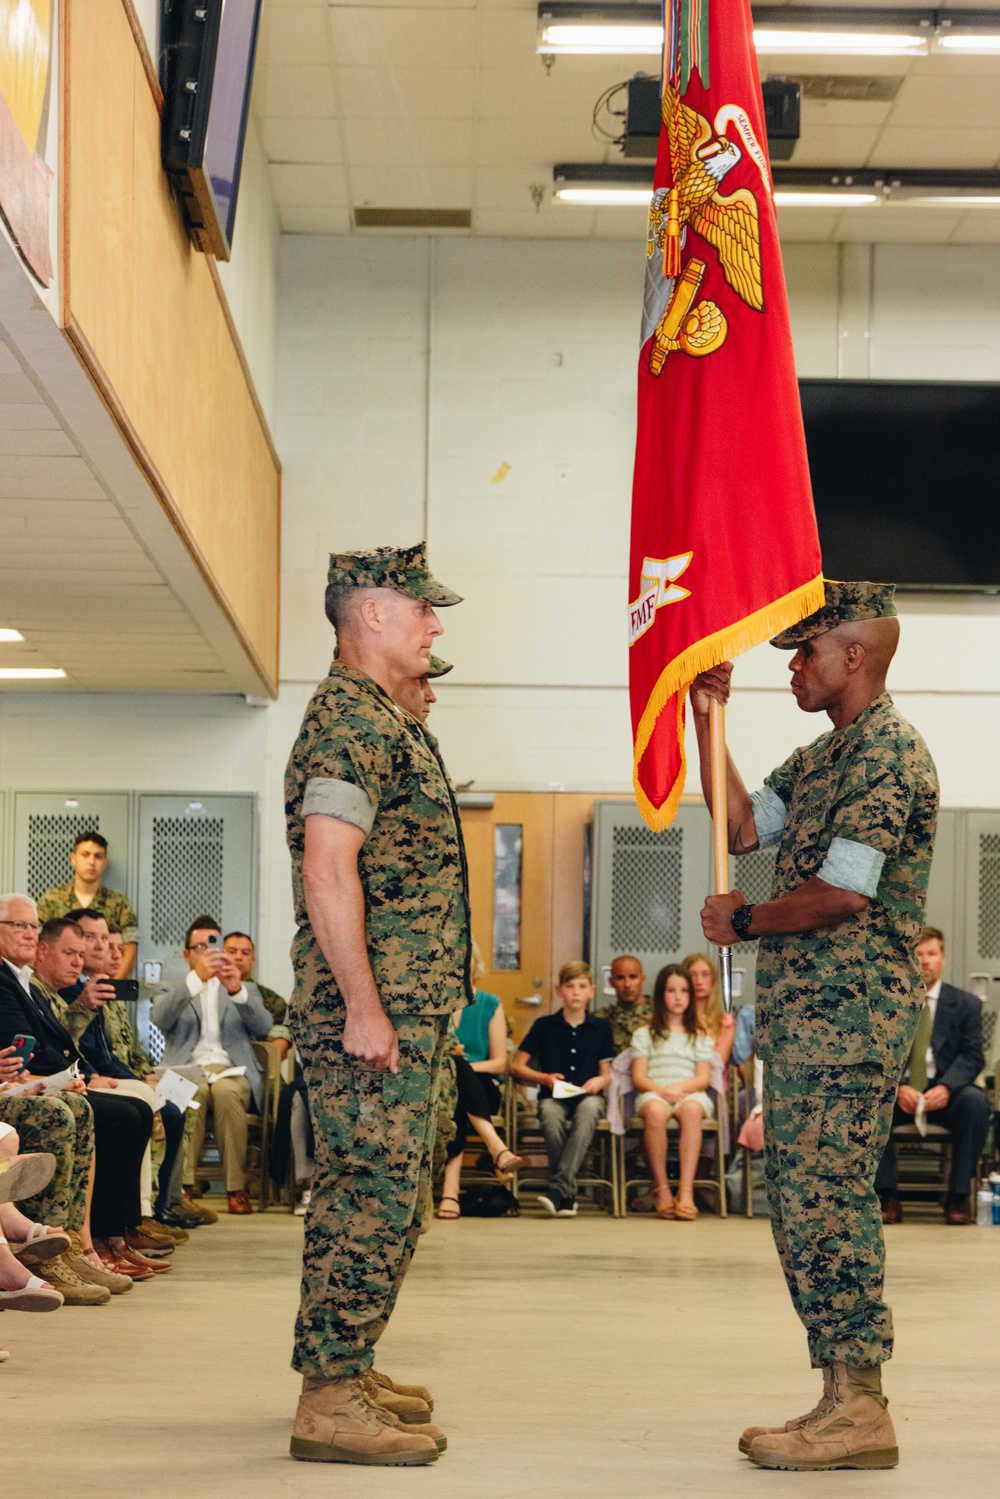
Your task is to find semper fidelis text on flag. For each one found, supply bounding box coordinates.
[629,0,824,830]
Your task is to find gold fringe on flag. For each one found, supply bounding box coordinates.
[632,573,826,831]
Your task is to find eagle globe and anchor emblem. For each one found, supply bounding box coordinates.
[643,84,766,374]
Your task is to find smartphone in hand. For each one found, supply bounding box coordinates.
[11,1034,36,1068]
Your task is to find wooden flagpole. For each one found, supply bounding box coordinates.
[709,697,734,1011]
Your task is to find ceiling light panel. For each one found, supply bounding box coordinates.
[0,628,24,642]
[0,668,66,679]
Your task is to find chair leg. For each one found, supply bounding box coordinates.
[743,1148,753,1219]
[716,1133,727,1219]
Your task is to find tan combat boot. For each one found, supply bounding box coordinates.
[739,1366,835,1454]
[290,1376,439,1465]
[361,1371,431,1424]
[33,1252,110,1306]
[748,1362,899,1470]
[64,1234,134,1295]
[370,1367,434,1410]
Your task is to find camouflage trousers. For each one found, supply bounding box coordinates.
[0,1090,94,1232]
[764,1062,897,1368]
[291,1011,449,1380]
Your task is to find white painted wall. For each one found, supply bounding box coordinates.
[3,232,1000,995]
[215,114,280,428]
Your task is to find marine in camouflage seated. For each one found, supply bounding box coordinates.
[37,830,139,979]
[693,581,938,1473]
[284,542,472,1467]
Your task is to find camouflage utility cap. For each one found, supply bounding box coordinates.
[425,655,453,679]
[327,542,462,606]
[770,581,897,649]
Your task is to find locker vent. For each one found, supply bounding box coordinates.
[150,816,225,946]
[610,824,682,951]
[26,814,100,900]
[979,834,1000,959]
[731,846,778,951]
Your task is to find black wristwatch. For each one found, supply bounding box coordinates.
[730,903,755,942]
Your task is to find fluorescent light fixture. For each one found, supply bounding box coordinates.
[774,192,878,206]
[0,628,24,642]
[754,27,927,55]
[555,186,652,205]
[0,668,66,680]
[900,195,1000,206]
[538,21,662,52]
[937,32,1000,52]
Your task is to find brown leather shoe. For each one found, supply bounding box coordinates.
[944,1197,972,1225]
[177,1193,219,1225]
[227,1190,253,1215]
[880,1195,902,1225]
[290,1376,439,1465]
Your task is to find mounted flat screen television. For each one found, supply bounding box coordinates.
[798,380,1000,593]
[161,0,264,260]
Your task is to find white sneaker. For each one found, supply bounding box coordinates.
[555,1200,578,1218]
[294,1188,312,1218]
[535,1193,558,1216]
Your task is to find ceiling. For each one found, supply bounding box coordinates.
[256,0,1000,244]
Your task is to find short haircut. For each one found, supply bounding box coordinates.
[66,908,108,928]
[105,922,122,937]
[185,915,220,949]
[39,917,83,944]
[557,959,592,986]
[224,931,254,948]
[918,925,945,950]
[0,893,37,921]
[610,953,642,969]
[73,831,107,851]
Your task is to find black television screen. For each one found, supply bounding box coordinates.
[798,379,1000,592]
[161,0,263,260]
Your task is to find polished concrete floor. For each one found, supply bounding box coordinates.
[4,1202,996,1498]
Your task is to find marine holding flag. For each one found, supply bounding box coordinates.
[629,0,940,1474]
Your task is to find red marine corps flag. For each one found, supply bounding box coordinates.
[629,0,823,830]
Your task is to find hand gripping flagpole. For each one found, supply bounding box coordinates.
[709,697,734,1012]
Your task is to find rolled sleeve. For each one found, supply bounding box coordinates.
[302,776,375,833]
[818,836,885,899]
[750,786,787,849]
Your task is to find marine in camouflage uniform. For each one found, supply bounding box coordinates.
[285,544,472,1407]
[604,995,653,1054]
[696,582,938,1471]
[0,1090,94,1230]
[36,880,139,947]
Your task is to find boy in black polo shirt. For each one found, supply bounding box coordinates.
[512,961,614,1216]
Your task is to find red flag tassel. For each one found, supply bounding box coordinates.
[662,187,681,278]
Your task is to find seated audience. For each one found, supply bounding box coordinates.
[512,960,613,1218]
[605,954,652,1054]
[41,913,186,1246]
[223,931,292,1058]
[152,916,272,1216]
[876,925,991,1226]
[631,964,714,1221]
[683,952,736,1069]
[37,830,138,978]
[0,894,157,1294]
[0,1143,63,1314]
[438,948,520,1219]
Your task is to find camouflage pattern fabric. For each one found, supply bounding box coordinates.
[257,983,288,1027]
[604,996,653,1055]
[291,1011,449,1379]
[0,1089,94,1230]
[756,693,939,1077]
[770,580,897,649]
[36,881,139,945]
[41,976,152,1077]
[285,661,473,1019]
[764,1061,897,1368]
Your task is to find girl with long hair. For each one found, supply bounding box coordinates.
[683,951,736,1068]
[630,965,715,1220]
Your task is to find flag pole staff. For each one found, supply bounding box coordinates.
[709,696,734,1012]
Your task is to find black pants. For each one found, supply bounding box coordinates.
[874,1084,991,1199]
[89,1091,153,1238]
[446,1057,501,1162]
[154,1101,185,1217]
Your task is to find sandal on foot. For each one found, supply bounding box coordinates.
[0,1275,64,1311]
[436,1197,461,1220]
[492,1150,523,1182]
[0,1154,57,1206]
[674,1200,699,1221]
[9,1225,71,1262]
[654,1187,676,1220]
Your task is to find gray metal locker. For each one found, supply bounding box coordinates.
[728,843,778,1008]
[135,793,257,988]
[591,800,712,1005]
[924,807,960,958]
[960,811,1000,1067]
[11,792,132,905]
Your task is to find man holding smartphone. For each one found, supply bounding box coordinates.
[151,917,272,1215]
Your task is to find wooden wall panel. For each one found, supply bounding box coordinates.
[62,0,280,692]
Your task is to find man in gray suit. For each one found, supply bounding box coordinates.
[151,915,272,1215]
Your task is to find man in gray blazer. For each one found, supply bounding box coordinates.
[151,915,273,1214]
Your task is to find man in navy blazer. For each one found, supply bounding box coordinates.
[151,915,272,1215]
[876,925,990,1225]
